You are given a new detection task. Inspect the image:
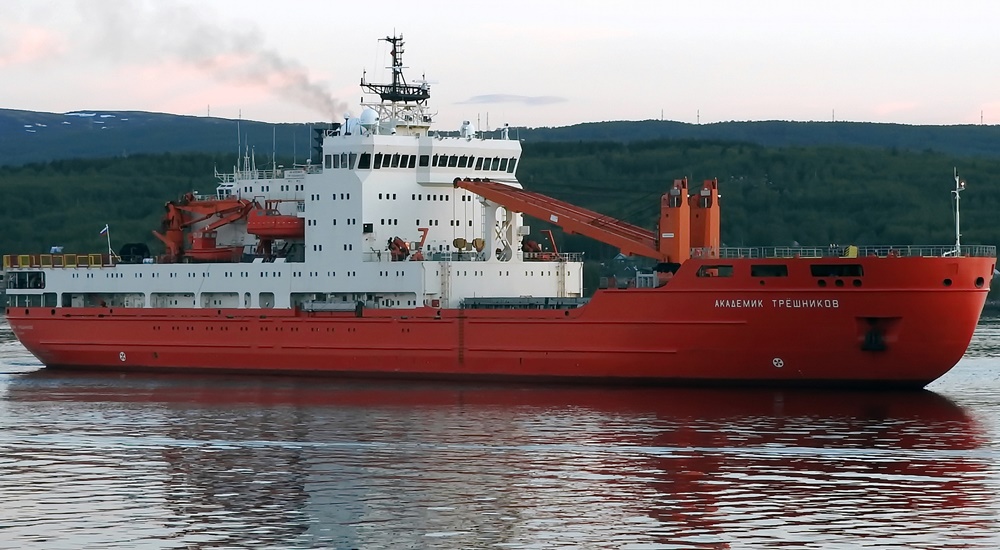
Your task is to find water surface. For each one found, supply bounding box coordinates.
[2,315,1000,549]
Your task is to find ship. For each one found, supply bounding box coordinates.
[3,35,996,387]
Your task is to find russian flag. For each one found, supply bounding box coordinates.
[99,224,109,235]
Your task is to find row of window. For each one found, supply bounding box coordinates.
[311,217,469,228]
[324,152,519,174]
[243,183,307,194]
[694,264,865,278]
[381,193,461,202]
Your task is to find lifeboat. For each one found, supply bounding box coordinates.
[185,231,243,262]
[247,209,305,239]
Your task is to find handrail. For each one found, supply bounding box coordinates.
[3,244,994,270]
[714,244,996,259]
[3,253,118,269]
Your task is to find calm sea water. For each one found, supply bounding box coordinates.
[2,314,1000,550]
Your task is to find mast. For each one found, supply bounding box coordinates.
[360,35,430,104]
[357,34,434,135]
[953,167,965,255]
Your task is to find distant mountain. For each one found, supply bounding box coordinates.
[0,109,332,166]
[520,120,1000,158]
[3,108,1000,166]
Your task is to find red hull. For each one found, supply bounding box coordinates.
[7,256,993,388]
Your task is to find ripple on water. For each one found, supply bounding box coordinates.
[0,315,999,548]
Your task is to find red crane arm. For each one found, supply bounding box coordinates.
[454,178,668,261]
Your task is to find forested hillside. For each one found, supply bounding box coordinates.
[0,109,328,166]
[518,140,1000,249]
[522,120,1000,159]
[0,140,997,261]
[5,108,1000,167]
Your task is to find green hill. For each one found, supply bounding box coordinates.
[4,108,1000,166]
[1,141,995,260]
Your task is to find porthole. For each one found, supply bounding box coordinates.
[835,279,844,287]
[975,276,985,288]
[852,279,862,287]
[943,278,953,287]
[817,280,827,287]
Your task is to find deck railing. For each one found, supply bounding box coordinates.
[3,253,117,269]
[215,164,323,184]
[714,244,996,259]
[4,244,994,271]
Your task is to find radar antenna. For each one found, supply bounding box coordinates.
[361,34,431,104]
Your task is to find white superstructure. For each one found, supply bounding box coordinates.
[5,35,584,312]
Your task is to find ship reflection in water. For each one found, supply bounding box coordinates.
[2,319,1000,548]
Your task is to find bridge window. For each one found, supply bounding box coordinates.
[419,155,429,167]
[751,265,788,277]
[507,158,518,173]
[491,157,501,170]
[324,154,332,169]
[475,157,484,170]
[811,264,864,277]
[358,153,372,169]
[7,271,45,289]
[391,153,400,168]
[499,158,508,171]
[459,155,469,168]
[408,155,416,168]
[448,155,458,168]
[332,155,340,169]
[696,265,734,277]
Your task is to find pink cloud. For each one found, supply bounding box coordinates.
[104,60,316,121]
[871,101,921,117]
[0,26,66,67]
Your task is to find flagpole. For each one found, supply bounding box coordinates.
[101,224,118,262]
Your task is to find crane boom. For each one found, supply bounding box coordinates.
[454,178,663,260]
[454,178,718,263]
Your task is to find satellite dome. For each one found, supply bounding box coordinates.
[460,120,476,138]
[359,108,379,128]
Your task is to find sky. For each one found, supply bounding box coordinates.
[3,0,1000,130]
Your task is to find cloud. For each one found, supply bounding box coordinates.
[458,94,567,106]
[7,1,347,120]
[0,26,66,68]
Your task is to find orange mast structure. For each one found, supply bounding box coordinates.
[688,179,720,258]
[455,177,707,263]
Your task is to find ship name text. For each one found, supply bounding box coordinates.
[714,299,764,308]
[772,299,839,309]
[713,298,840,309]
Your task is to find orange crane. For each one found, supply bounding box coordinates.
[153,193,256,262]
[454,178,719,263]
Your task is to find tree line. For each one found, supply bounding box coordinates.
[1,139,996,262]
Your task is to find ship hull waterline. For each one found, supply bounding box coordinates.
[7,258,990,388]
